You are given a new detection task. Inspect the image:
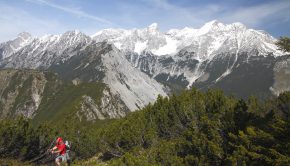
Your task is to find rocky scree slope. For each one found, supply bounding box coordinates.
[92,20,289,98]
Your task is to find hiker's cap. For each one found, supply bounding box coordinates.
[56,137,63,143]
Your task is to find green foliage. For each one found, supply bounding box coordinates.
[96,89,290,165]
[276,36,290,52]
[33,77,105,124]
[0,88,290,165]
[0,158,31,166]
[0,117,54,160]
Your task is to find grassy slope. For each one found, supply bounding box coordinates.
[0,158,31,166]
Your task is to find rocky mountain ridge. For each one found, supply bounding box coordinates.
[0,20,289,120]
[0,69,129,121]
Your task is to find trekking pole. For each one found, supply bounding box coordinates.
[29,138,55,163]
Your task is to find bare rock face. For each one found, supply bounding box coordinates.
[271,56,290,95]
[78,88,127,121]
[91,21,289,98]
[0,68,130,121]
[0,69,46,119]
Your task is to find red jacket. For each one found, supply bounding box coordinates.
[56,143,66,155]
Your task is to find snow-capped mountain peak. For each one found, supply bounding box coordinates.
[147,23,159,33]
[90,20,281,58]
[39,34,60,43]
[230,22,247,29]
[17,32,32,41]
[148,22,158,29]
[0,21,289,117]
[0,32,33,60]
[198,20,225,34]
[1,20,283,64]
[0,30,92,69]
[62,29,83,37]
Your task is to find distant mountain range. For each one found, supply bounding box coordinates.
[0,20,289,121]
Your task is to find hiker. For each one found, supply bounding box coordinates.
[49,137,67,166]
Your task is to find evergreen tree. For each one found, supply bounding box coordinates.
[276,36,290,52]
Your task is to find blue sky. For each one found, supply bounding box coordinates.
[0,0,290,42]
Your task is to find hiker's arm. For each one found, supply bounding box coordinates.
[49,146,57,152]
[49,146,63,154]
[51,149,61,154]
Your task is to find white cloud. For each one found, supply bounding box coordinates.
[220,1,290,27]
[119,0,210,29]
[26,0,114,25]
[131,0,290,33]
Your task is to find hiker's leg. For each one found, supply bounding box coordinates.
[55,156,62,166]
[55,159,61,166]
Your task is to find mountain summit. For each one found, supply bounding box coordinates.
[92,20,281,59]
[0,20,289,120]
[0,32,33,60]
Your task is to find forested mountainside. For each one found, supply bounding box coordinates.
[0,88,289,165]
[0,69,128,122]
